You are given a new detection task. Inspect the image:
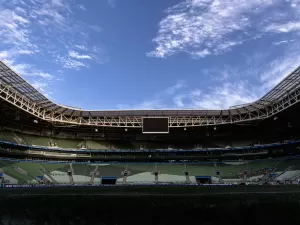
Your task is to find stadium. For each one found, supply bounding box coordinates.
[0,60,300,188]
[2,62,300,224]
[2,0,300,223]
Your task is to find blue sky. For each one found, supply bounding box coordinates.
[0,0,300,110]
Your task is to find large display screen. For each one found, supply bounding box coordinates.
[142,117,169,134]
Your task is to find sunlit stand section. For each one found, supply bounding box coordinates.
[121,165,131,184]
[183,165,191,184]
[152,164,161,184]
[40,168,57,184]
[36,169,51,184]
[259,167,276,184]
[90,165,99,185]
[68,164,75,185]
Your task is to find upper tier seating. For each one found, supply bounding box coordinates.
[0,130,266,150]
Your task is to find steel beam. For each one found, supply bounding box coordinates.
[1,83,300,127]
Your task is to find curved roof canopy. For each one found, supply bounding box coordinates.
[0,60,300,118]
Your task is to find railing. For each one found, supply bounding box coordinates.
[0,155,300,164]
[0,139,299,153]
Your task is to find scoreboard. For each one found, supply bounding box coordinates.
[142,117,169,134]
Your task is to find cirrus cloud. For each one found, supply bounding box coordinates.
[147,0,299,58]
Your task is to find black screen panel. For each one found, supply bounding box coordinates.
[101,177,117,185]
[142,117,169,134]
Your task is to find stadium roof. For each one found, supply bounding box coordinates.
[0,60,300,119]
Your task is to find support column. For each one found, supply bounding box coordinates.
[68,164,75,185]
[152,164,160,184]
[183,165,190,184]
[121,165,131,184]
[215,169,223,184]
[243,169,248,184]
[42,169,47,184]
[90,165,99,184]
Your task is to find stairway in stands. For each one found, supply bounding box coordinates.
[39,163,58,184]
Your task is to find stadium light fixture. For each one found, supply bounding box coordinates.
[33,120,38,124]
[95,128,98,132]
[125,128,128,132]
[184,128,186,131]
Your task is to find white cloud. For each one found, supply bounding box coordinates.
[0,48,39,64]
[30,80,54,99]
[188,82,261,109]
[15,7,27,14]
[273,39,296,45]
[0,47,51,79]
[31,0,71,28]
[123,41,300,110]
[3,61,31,76]
[77,4,87,11]
[164,81,186,95]
[0,51,55,98]
[201,67,234,82]
[289,0,300,7]
[75,45,87,51]
[187,47,300,109]
[265,22,300,33]
[173,95,185,108]
[17,50,34,55]
[260,52,300,90]
[54,50,96,69]
[31,81,48,92]
[191,49,211,58]
[69,51,92,59]
[51,0,66,8]
[56,56,88,69]
[190,89,201,97]
[2,58,54,81]
[124,79,258,110]
[36,72,54,80]
[0,0,108,97]
[0,51,9,59]
[75,45,88,51]
[0,9,31,47]
[147,0,298,58]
